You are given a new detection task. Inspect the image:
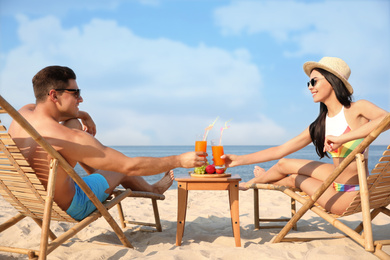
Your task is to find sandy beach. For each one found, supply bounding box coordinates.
[0,187,389,259]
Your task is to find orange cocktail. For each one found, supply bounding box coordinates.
[195,140,207,156]
[212,145,225,166]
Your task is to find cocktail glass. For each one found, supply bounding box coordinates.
[211,139,225,167]
[195,134,207,156]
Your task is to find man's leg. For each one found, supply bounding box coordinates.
[63,118,174,195]
[120,170,174,194]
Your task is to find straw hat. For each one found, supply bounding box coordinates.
[303,57,353,94]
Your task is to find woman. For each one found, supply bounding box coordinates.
[223,57,388,215]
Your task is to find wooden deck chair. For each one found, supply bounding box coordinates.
[114,189,165,232]
[250,113,390,260]
[0,95,163,259]
[252,186,299,231]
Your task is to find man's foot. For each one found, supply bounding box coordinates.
[152,170,174,194]
[253,166,266,177]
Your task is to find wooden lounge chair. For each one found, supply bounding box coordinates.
[114,189,165,232]
[0,95,164,259]
[252,186,299,231]
[250,113,390,259]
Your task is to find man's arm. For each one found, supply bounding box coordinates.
[56,127,207,176]
[76,111,96,136]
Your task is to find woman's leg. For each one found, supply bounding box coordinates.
[293,174,358,215]
[239,158,335,190]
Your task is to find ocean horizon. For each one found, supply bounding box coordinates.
[75,145,387,189]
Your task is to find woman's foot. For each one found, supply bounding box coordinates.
[152,170,174,194]
[239,166,267,191]
[254,166,266,177]
[239,182,250,191]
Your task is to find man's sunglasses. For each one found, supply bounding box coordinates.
[54,89,81,98]
[307,77,325,88]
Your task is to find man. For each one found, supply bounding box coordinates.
[8,65,207,220]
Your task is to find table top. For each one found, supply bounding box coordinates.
[175,174,241,182]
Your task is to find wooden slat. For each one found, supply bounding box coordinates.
[379,156,390,162]
[371,163,390,173]
[1,186,46,195]
[0,165,34,172]
[0,138,16,145]
[0,179,45,189]
[370,183,390,190]
[0,153,26,160]
[0,171,42,179]
[6,147,22,153]
[0,173,42,183]
[0,157,30,166]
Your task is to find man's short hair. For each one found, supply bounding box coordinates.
[32,66,76,102]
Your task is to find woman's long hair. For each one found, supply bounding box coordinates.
[309,68,352,158]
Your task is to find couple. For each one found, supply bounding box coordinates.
[9,57,388,220]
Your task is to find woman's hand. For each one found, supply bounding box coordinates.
[323,135,342,153]
[221,154,239,168]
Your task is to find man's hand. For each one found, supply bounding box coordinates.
[179,151,208,168]
[78,111,97,136]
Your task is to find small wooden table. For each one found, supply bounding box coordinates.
[175,174,241,247]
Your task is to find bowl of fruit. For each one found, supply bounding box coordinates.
[190,163,230,178]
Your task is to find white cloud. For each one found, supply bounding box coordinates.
[222,115,287,145]
[214,0,390,95]
[93,107,286,146]
[1,1,388,147]
[0,0,149,16]
[0,14,276,145]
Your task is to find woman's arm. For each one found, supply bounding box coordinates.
[223,127,312,167]
[324,100,388,152]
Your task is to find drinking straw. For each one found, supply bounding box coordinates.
[219,119,232,145]
[203,117,219,141]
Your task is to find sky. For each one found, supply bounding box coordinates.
[0,0,389,146]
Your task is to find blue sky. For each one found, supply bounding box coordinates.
[0,0,389,146]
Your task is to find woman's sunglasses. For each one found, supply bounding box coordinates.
[307,77,325,88]
[54,89,81,98]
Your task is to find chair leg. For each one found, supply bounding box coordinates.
[291,198,297,231]
[115,194,163,232]
[152,199,162,232]
[39,158,58,260]
[253,188,297,230]
[116,202,126,229]
[254,189,260,230]
[354,207,382,234]
[0,213,25,232]
[356,153,374,252]
[32,218,57,241]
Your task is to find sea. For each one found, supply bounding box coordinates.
[74,145,387,190]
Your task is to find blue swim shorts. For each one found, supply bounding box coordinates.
[66,174,110,221]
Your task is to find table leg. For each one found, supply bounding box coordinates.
[229,181,241,247]
[176,181,188,246]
